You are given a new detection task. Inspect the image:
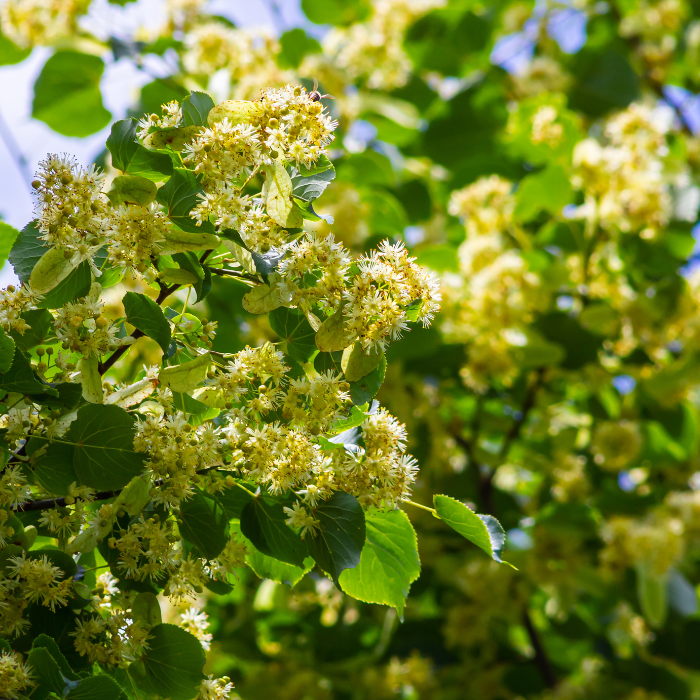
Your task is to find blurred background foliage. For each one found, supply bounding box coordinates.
[5,0,700,698]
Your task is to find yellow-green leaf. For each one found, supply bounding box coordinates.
[342,342,384,382]
[316,307,351,352]
[107,174,157,206]
[29,246,77,294]
[264,162,303,228]
[159,353,211,393]
[158,268,200,286]
[207,99,262,127]
[143,125,202,151]
[157,230,221,256]
[242,276,283,314]
[78,355,103,404]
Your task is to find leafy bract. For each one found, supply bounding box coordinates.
[159,353,211,393]
[433,495,506,563]
[129,624,205,700]
[339,509,420,617]
[107,174,158,206]
[242,278,283,314]
[342,343,385,382]
[307,491,366,583]
[29,246,77,294]
[264,161,303,227]
[68,404,146,491]
[123,292,171,352]
[0,327,15,374]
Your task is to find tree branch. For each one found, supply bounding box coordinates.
[523,610,557,689]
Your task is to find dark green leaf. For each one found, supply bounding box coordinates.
[27,647,64,695]
[339,509,420,617]
[349,355,386,405]
[0,347,56,395]
[433,494,506,563]
[36,261,92,309]
[28,546,78,578]
[291,167,335,202]
[106,118,173,181]
[179,489,230,560]
[181,91,215,127]
[129,624,205,700]
[240,496,308,567]
[123,292,171,352]
[216,480,255,519]
[171,391,213,415]
[66,675,126,700]
[0,327,15,373]
[270,307,316,363]
[10,309,54,350]
[67,404,146,491]
[32,439,78,496]
[251,248,285,278]
[9,221,45,283]
[307,491,366,583]
[156,168,215,233]
[32,51,111,137]
[32,634,79,680]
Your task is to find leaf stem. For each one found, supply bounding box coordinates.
[401,498,437,515]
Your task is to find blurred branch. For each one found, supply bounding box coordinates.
[523,610,558,688]
[0,106,32,193]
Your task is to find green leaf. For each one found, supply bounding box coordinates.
[171,391,214,415]
[67,404,146,491]
[307,491,366,584]
[0,31,31,66]
[28,546,77,578]
[181,91,215,127]
[29,246,77,294]
[301,0,371,25]
[27,646,64,695]
[342,343,385,382]
[0,327,15,373]
[0,347,56,395]
[156,167,215,233]
[339,509,420,617]
[66,675,126,700]
[9,221,47,282]
[348,355,386,405]
[240,496,308,567]
[216,481,255,519]
[278,28,322,69]
[332,404,372,432]
[107,175,157,206]
[248,549,315,586]
[123,292,171,352]
[291,167,335,202]
[159,353,211,393]
[270,307,316,362]
[0,221,19,268]
[179,489,230,560]
[36,261,92,309]
[32,51,111,137]
[514,165,573,222]
[433,495,506,563]
[129,624,205,700]
[158,230,221,256]
[106,119,173,181]
[132,592,163,629]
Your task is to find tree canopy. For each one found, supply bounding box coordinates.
[2,0,700,699]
